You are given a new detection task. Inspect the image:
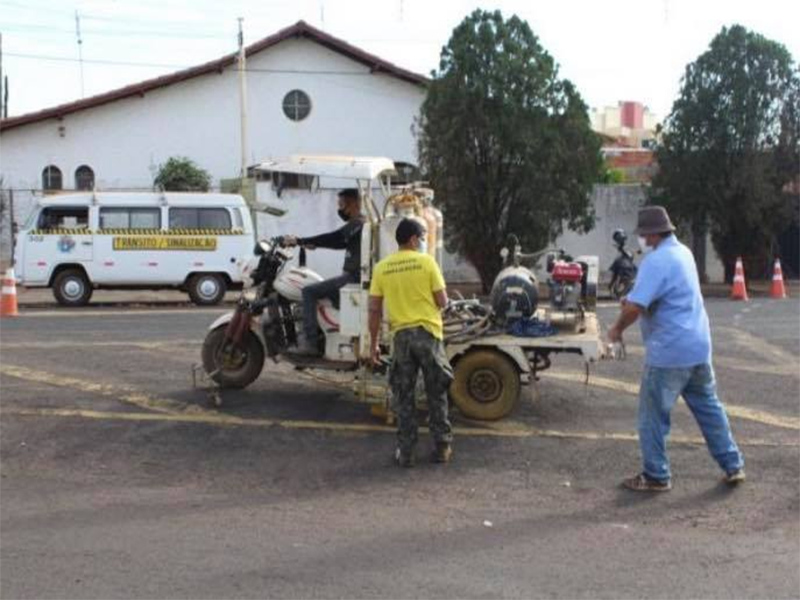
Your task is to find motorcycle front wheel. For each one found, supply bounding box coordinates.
[202,326,265,389]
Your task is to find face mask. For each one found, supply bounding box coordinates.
[638,236,653,254]
[337,208,349,222]
[418,237,428,254]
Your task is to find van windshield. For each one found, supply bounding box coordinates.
[22,208,39,231]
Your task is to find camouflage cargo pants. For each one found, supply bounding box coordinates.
[389,327,454,453]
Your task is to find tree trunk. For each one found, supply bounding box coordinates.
[690,217,708,283]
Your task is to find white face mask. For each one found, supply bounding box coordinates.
[418,237,428,254]
[638,236,653,254]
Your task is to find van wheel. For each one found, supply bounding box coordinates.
[188,273,226,305]
[449,350,520,420]
[53,269,93,307]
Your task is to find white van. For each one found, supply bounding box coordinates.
[14,192,255,306]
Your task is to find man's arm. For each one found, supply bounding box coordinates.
[433,289,448,309]
[607,299,643,342]
[368,295,383,365]
[299,221,362,250]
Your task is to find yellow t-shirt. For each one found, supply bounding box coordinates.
[369,250,446,340]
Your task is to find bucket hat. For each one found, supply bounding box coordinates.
[634,206,676,235]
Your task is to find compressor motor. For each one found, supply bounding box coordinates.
[489,265,539,325]
[546,251,587,312]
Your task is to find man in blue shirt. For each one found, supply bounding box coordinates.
[608,206,745,492]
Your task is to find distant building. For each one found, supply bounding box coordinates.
[591,101,659,148]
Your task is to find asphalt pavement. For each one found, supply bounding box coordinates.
[0,297,798,599]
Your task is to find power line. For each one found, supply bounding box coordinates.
[0,22,232,39]
[3,51,387,76]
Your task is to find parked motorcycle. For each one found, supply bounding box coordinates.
[201,237,354,389]
[608,229,637,300]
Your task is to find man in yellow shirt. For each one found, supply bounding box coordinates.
[369,217,453,467]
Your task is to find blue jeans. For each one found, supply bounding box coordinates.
[301,272,358,345]
[638,363,744,482]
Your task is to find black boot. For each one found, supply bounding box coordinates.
[431,442,453,464]
[394,447,415,468]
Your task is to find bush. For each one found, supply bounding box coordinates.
[154,157,211,192]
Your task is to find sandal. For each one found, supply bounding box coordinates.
[622,473,672,492]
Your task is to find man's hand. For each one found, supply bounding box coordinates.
[370,344,381,367]
[607,324,623,344]
[283,235,298,247]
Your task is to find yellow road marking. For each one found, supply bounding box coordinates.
[3,363,798,442]
[622,344,798,377]
[2,406,795,447]
[541,371,800,430]
[0,364,211,416]
[722,327,798,366]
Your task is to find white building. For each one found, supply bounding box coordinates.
[0,21,429,275]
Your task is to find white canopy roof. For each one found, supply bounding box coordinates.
[256,155,397,181]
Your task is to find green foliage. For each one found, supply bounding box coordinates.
[652,25,800,280]
[601,168,626,184]
[154,157,212,192]
[416,10,602,290]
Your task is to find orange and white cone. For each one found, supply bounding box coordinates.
[730,257,749,301]
[770,258,787,299]
[0,268,20,317]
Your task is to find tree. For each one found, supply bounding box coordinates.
[652,25,800,281]
[416,10,602,291]
[154,157,212,192]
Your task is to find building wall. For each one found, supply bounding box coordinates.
[620,101,644,129]
[0,37,426,265]
[442,184,725,286]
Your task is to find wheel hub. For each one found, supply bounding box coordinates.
[218,344,247,370]
[199,278,219,299]
[63,279,83,298]
[468,368,502,403]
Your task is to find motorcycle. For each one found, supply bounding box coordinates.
[608,229,637,300]
[201,237,359,389]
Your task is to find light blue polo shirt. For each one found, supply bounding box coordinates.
[626,235,712,368]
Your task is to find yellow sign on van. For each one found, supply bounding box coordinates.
[113,236,217,251]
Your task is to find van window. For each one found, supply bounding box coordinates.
[37,206,89,230]
[100,207,161,229]
[169,208,231,230]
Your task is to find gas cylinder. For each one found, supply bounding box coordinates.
[379,192,420,260]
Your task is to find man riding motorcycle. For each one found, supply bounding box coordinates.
[283,188,364,357]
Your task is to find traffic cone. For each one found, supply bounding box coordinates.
[770,258,787,299]
[0,267,20,317]
[730,257,749,301]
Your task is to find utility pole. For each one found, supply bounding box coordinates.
[0,32,4,119]
[237,18,257,238]
[75,11,85,97]
[237,17,248,179]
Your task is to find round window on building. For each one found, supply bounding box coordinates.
[282,90,311,121]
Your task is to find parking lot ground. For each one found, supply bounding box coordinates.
[1,298,798,599]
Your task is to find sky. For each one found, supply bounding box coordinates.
[1,0,799,121]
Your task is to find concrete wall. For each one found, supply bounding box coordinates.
[442,184,726,285]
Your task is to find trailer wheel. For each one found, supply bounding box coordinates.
[449,349,520,421]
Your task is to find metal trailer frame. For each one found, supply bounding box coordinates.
[446,312,603,383]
